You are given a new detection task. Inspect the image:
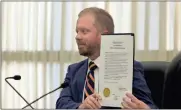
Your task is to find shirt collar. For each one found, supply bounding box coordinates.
[88,57,100,68]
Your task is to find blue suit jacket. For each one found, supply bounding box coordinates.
[56,59,157,109]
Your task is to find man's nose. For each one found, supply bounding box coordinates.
[75,33,82,40]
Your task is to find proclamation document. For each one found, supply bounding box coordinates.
[99,33,134,107]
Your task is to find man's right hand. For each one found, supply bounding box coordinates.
[79,93,102,109]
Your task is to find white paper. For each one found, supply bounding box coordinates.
[99,34,134,107]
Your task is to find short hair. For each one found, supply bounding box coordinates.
[78,7,114,34]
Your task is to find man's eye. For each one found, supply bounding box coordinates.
[82,30,87,34]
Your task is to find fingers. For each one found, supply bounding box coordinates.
[122,93,150,109]
[123,97,137,108]
[89,95,101,108]
[79,102,93,109]
[94,93,102,108]
[86,97,97,109]
[121,102,131,109]
[83,102,93,109]
[86,103,93,109]
[93,93,102,100]
[126,93,140,105]
[85,93,102,109]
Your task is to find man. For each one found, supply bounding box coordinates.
[56,7,157,109]
[162,51,181,109]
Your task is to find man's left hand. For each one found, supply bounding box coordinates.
[121,93,150,109]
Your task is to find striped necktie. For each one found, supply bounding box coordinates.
[84,61,97,100]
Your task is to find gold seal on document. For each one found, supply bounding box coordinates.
[103,88,110,97]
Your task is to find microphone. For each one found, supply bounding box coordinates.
[22,82,69,109]
[5,75,34,109]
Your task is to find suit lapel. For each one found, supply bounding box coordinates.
[76,59,88,101]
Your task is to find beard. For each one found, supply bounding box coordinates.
[77,43,99,57]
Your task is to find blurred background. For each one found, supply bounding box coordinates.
[1,1,181,109]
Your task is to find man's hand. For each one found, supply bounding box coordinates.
[121,93,150,109]
[79,93,102,109]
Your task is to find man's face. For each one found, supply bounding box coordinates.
[75,13,101,57]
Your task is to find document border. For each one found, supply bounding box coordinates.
[100,33,135,108]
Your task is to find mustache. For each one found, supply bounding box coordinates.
[76,41,86,45]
